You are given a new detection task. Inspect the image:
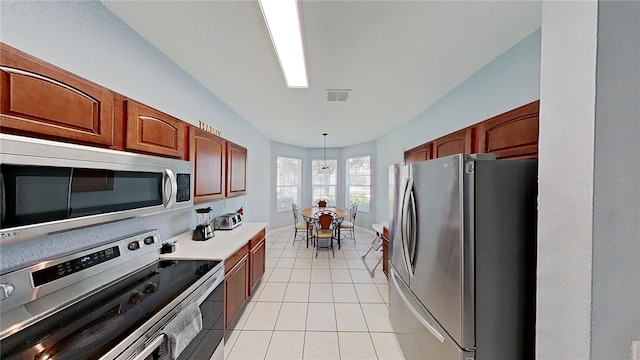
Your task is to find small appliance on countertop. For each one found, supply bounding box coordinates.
[193,207,215,241]
[213,213,243,230]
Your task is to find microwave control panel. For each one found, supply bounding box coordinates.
[176,173,191,203]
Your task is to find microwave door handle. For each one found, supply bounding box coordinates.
[164,169,177,208]
[401,177,414,277]
[67,168,73,216]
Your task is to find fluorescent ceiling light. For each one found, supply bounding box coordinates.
[259,0,308,88]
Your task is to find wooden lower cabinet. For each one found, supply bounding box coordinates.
[382,227,389,277]
[224,245,249,331]
[249,229,266,293]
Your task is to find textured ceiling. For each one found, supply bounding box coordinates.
[102,1,542,148]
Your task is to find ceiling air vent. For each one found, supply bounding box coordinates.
[326,89,351,102]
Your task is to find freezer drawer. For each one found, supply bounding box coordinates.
[390,267,474,360]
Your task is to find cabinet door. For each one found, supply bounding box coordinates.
[226,141,247,197]
[405,143,432,165]
[125,99,186,158]
[250,237,266,293]
[475,100,539,159]
[432,128,472,158]
[224,254,249,330]
[189,126,226,203]
[0,44,115,146]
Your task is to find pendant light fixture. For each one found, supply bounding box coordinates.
[317,133,333,174]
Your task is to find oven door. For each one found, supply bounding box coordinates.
[128,277,225,360]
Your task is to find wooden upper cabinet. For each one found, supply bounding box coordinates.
[189,126,226,203]
[0,43,115,146]
[226,141,247,197]
[432,128,472,158]
[405,143,432,165]
[475,100,540,159]
[125,99,186,158]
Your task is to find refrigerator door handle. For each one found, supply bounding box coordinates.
[391,268,445,343]
[407,186,417,269]
[401,177,414,277]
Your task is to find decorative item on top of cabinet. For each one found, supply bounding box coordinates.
[125,99,186,159]
[224,243,250,332]
[431,127,473,159]
[226,141,247,197]
[0,43,115,146]
[474,100,540,159]
[189,126,226,203]
[249,228,266,293]
[405,143,432,165]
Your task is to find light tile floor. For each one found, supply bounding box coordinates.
[224,226,405,360]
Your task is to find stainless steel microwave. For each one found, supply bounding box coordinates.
[0,134,193,244]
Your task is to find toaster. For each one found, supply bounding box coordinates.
[213,213,243,230]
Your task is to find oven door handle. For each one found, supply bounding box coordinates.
[131,334,165,360]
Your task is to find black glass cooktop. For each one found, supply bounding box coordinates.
[0,259,218,360]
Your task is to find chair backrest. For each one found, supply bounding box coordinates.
[315,210,336,230]
[292,203,300,223]
[349,203,358,223]
[316,199,328,208]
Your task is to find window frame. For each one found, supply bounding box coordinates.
[311,158,338,206]
[276,156,302,212]
[345,155,371,212]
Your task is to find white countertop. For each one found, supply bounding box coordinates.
[159,222,268,261]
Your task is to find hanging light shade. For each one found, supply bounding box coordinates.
[317,133,333,174]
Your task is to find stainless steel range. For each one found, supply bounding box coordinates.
[0,230,224,360]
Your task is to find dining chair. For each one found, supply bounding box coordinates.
[340,203,358,242]
[315,199,328,208]
[312,210,337,257]
[291,203,308,246]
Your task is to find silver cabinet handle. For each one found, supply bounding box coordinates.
[391,268,445,343]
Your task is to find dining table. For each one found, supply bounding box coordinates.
[300,206,347,249]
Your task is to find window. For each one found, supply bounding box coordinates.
[276,157,301,211]
[346,155,371,212]
[312,159,337,206]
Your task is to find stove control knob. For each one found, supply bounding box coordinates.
[145,282,159,294]
[0,284,15,300]
[127,241,140,251]
[129,291,144,305]
[143,236,155,245]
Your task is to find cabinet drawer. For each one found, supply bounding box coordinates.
[250,229,266,248]
[225,243,249,270]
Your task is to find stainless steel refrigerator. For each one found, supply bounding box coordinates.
[389,154,537,360]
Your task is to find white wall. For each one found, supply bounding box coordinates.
[0,1,271,272]
[375,29,542,225]
[537,2,598,358]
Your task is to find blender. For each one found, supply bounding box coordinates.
[193,207,215,240]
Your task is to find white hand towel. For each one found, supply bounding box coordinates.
[160,302,203,359]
